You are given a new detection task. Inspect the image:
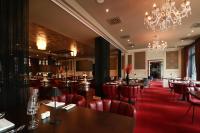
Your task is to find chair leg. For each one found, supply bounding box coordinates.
[192,106,195,123]
[184,105,192,116]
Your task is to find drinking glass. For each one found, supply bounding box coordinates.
[27,89,39,130]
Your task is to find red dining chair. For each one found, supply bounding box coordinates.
[185,87,200,123]
[102,84,119,100]
[168,79,174,94]
[119,85,137,104]
[89,99,136,118]
[173,83,188,101]
[52,93,86,107]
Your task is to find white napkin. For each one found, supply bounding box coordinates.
[0,118,15,132]
[62,104,76,110]
[44,101,65,108]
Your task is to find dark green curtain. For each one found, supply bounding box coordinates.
[181,46,189,79]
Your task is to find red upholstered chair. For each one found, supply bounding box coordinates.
[89,99,136,118]
[102,84,119,99]
[119,85,137,104]
[168,79,174,93]
[173,83,189,100]
[52,93,86,107]
[185,87,200,123]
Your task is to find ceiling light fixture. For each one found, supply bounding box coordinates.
[120,29,123,32]
[96,0,104,4]
[147,35,167,50]
[70,41,77,57]
[144,0,192,31]
[36,35,47,50]
[106,8,109,13]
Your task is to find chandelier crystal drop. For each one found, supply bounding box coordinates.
[144,0,192,31]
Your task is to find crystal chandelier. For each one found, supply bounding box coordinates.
[148,36,167,50]
[144,0,191,31]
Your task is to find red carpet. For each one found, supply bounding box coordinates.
[134,81,200,133]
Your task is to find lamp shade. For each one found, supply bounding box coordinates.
[49,87,62,97]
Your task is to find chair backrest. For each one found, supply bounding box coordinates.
[52,93,86,107]
[102,84,119,99]
[89,99,135,117]
[71,94,86,107]
[168,80,174,89]
[119,85,137,98]
[173,83,184,94]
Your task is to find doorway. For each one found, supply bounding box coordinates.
[148,60,163,80]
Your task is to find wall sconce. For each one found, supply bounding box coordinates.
[36,35,47,50]
[70,51,77,57]
[70,41,77,57]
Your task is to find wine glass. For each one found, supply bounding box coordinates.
[27,88,39,130]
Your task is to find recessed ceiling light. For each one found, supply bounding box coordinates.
[120,29,123,32]
[105,8,109,13]
[96,0,104,4]
[191,30,194,33]
[131,45,134,48]
[127,39,130,42]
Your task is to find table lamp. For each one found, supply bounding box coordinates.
[49,87,62,125]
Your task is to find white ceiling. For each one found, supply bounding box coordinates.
[29,0,98,48]
[30,0,200,51]
[76,0,200,49]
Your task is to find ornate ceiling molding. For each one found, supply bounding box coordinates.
[51,0,127,52]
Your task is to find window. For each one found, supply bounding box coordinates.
[187,46,196,80]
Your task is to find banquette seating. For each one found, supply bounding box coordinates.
[89,99,136,117]
[102,84,119,99]
[52,93,86,107]
[119,85,137,104]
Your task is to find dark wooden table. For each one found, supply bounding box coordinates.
[3,104,134,133]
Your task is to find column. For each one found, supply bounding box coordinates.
[95,37,110,97]
[117,49,122,78]
[0,0,29,110]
